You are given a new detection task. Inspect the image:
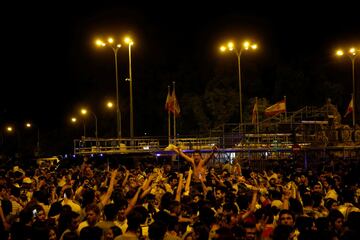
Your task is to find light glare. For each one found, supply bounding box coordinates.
[81,109,87,115]
[336,50,344,56]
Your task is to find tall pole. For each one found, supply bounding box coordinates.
[336,47,358,127]
[128,43,134,139]
[36,127,40,156]
[95,38,122,138]
[237,52,243,130]
[173,81,177,145]
[220,40,258,132]
[113,48,122,138]
[351,57,356,127]
[81,109,98,139]
[167,85,171,145]
[83,120,86,138]
[91,112,98,139]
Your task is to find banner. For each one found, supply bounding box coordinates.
[252,99,258,124]
[344,97,353,118]
[169,89,180,116]
[264,99,286,117]
[165,87,172,111]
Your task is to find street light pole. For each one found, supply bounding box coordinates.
[113,47,122,138]
[220,41,257,131]
[96,38,122,138]
[351,56,356,127]
[125,37,134,139]
[237,52,243,126]
[80,109,98,139]
[71,117,86,138]
[25,122,40,156]
[36,127,40,156]
[336,47,359,127]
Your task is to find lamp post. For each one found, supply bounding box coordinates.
[25,122,40,156]
[336,47,359,126]
[80,108,98,139]
[96,38,122,138]
[220,40,258,129]
[71,117,86,138]
[124,37,134,139]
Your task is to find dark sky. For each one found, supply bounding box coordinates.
[1,4,360,139]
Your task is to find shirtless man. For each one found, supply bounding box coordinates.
[173,145,217,182]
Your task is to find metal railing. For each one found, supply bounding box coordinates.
[74,136,221,155]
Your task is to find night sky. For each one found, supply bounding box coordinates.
[1,4,359,153]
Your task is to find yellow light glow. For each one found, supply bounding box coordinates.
[220,46,226,52]
[108,38,114,44]
[251,44,258,50]
[336,50,344,56]
[71,117,77,123]
[107,101,114,108]
[25,123,31,128]
[116,44,121,48]
[227,42,234,49]
[81,109,87,115]
[6,126,13,132]
[349,48,356,55]
[95,39,104,46]
[124,37,134,45]
[243,41,250,49]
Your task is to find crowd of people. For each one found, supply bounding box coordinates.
[0,145,360,240]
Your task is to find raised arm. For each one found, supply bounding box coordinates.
[174,146,194,166]
[184,168,193,195]
[100,169,118,207]
[202,145,218,166]
[175,173,184,202]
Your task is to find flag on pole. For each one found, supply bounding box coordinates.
[165,86,172,111]
[264,99,286,117]
[344,97,353,118]
[169,88,180,116]
[251,99,258,124]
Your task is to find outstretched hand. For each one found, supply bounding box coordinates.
[212,145,218,152]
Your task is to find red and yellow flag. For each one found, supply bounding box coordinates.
[252,99,258,124]
[264,99,286,117]
[344,97,353,118]
[168,89,180,116]
[165,87,172,111]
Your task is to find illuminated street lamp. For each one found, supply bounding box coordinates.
[107,101,114,109]
[6,126,13,133]
[25,122,40,155]
[124,36,134,139]
[80,108,98,139]
[71,117,86,137]
[336,47,359,126]
[96,38,122,138]
[220,40,258,129]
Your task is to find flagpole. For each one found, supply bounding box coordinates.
[167,85,171,144]
[256,97,260,143]
[284,96,287,122]
[173,81,177,145]
[256,97,259,137]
